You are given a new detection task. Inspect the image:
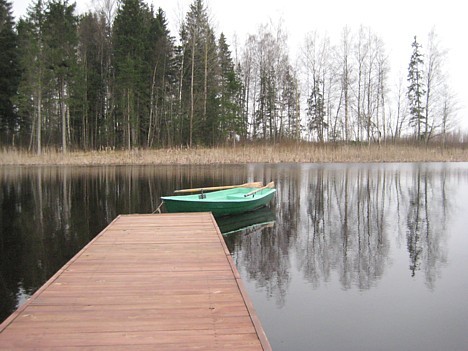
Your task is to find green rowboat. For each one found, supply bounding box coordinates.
[161,183,276,217]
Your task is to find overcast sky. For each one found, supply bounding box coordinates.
[12,0,467,131]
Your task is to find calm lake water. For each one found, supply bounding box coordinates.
[1,163,468,350]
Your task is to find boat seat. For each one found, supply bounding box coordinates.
[226,194,247,200]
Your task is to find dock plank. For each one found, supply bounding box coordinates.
[0,213,270,350]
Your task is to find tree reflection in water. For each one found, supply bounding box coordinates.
[405,164,449,289]
[229,163,455,302]
[0,165,255,322]
[294,166,391,291]
[0,163,462,325]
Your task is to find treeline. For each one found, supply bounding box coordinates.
[0,0,461,153]
[1,0,244,152]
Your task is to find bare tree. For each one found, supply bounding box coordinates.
[92,0,117,24]
[440,84,458,147]
[353,27,388,144]
[423,28,446,143]
[337,26,353,142]
[240,20,292,141]
[301,31,331,142]
[375,36,389,143]
[354,26,368,142]
[390,74,410,141]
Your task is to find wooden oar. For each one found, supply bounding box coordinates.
[244,181,275,197]
[174,181,263,194]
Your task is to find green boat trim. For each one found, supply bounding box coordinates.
[161,186,276,217]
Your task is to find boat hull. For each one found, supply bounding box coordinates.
[161,187,276,217]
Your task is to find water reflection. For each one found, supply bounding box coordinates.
[217,206,275,236]
[275,164,452,292]
[0,165,264,322]
[296,166,391,291]
[1,163,466,342]
[405,165,449,288]
[227,164,459,311]
[225,208,291,308]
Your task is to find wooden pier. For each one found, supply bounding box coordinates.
[0,213,271,350]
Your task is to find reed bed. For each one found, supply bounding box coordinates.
[1,143,467,166]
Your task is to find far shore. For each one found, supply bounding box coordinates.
[1,143,467,166]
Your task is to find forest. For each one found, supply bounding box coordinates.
[0,0,462,154]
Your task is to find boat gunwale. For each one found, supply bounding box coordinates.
[161,188,276,203]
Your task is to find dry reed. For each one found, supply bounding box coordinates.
[1,143,467,166]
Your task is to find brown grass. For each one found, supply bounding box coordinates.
[1,143,467,166]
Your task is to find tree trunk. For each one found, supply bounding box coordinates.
[37,90,42,155]
[190,35,195,147]
[61,79,67,154]
[147,63,158,148]
[127,89,131,150]
[204,40,208,120]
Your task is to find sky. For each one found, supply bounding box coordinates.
[11,0,468,131]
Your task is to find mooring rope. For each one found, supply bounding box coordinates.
[152,201,164,214]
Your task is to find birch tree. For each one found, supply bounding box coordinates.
[337,26,353,142]
[302,31,330,142]
[422,29,446,143]
[240,21,293,141]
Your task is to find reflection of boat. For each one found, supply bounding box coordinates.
[161,182,276,217]
[216,206,276,235]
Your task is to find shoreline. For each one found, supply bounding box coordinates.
[1,144,467,166]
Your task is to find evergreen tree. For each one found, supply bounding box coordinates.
[217,33,242,141]
[280,64,300,141]
[0,0,20,145]
[202,28,219,145]
[43,0,79,153]
[146,7,177,148]
[16,0,48,153]
[154,9,180,148]
[407,35,426,139]
[255,65,276,140]
[113,0,151,149]
[77,12,110,150]
[307,78,327,141]
[180,0,219,146]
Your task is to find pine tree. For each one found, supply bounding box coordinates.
[146,7,177,148]
[0,0,20,146]
[77,12,110,150]
[281,65,300,141]
[180,0,218,146]
[255,66,276,140]
[217,33,242,142]
[43,0,79,153]
[16,0,47,153]
[407,36,426,139]
[307,78,327,142]
[113,0,151,149]
[145,7,165,147]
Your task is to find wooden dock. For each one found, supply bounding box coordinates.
[0,213,271,350]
